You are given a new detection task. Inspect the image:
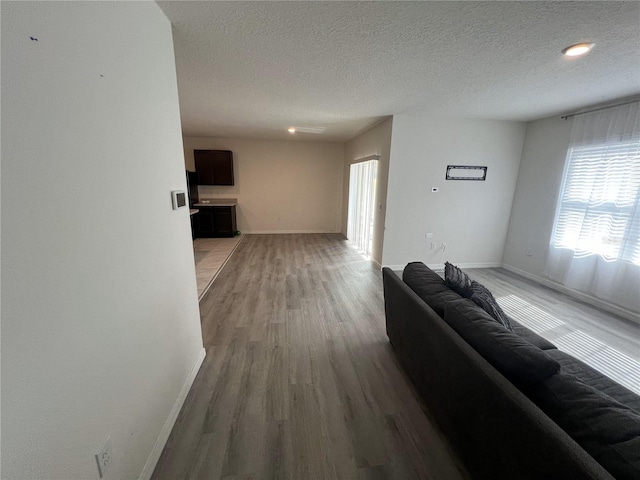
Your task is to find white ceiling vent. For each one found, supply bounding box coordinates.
[293,126,326,134]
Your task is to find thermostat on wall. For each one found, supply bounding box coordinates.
[171,190,187,210]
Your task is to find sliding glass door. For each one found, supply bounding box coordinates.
[347,159,378,257]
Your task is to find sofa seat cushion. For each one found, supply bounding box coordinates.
[511,322,557,350]
[545,349,640,413]
[403,262,463,317]
[444,299,560,389]
[527,373,640,480]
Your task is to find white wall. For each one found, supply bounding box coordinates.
[382,115,525,269]
[183,137,344,234]
[502,116,572,276]
[343,118,393,266]
[2,3,204,479]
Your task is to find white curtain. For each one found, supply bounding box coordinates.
[347,159,378,257]
[545,101,640,313]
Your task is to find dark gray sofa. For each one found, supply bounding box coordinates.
[382,262,640,480]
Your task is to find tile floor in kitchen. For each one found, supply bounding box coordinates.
[193,235,244,300]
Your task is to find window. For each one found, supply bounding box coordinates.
[546,101,639,312]
[552,139,640,265]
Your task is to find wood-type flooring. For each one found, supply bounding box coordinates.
[152,234,467,480]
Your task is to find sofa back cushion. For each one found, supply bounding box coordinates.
[545,349,640,413]
[527,373,640,480]
[444,299,560,388]
[512,323,557,350]
[403,262,463,317]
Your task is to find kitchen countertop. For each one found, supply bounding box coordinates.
[189,209,199,215]
[193,198,238,207]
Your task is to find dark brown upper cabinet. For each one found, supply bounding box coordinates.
[194,150,234,185]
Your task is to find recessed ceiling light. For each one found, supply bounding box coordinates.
[288,127,296,133]
[562,43,595,57]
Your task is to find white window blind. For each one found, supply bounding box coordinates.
[552,140,640,265]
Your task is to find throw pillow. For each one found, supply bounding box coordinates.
[469,280,514,331]
[444,262,473,297]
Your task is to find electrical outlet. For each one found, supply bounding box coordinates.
[430,242,437,250]
[95,437,112,479]
[526,247,533,257]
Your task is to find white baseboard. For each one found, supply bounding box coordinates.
[501,264,640,325]
[456,262,503,269]
[243,230,341,234]
[382,262,502,272]
[430,262,502,270]
[371,258,382,270]
[138,347,207,480]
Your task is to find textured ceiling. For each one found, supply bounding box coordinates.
[157,1,640,142]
